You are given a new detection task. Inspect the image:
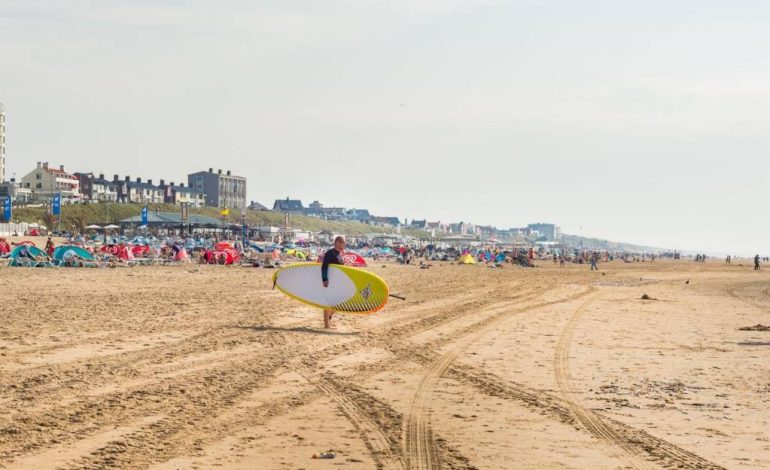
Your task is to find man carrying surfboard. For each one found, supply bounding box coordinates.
[321,236,346,328]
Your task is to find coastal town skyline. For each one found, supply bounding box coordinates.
[2,1,769,255]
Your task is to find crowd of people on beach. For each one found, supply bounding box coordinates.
[2,230,768,274]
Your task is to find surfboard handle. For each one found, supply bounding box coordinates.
[389,294,406,301]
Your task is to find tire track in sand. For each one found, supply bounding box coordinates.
[443,365,726,470]
[288,290,549,470]
[294,364,401,470]
[285,292,538,470]
[554,294,653,470]
[551,294,725,468]
[402,287,588,470]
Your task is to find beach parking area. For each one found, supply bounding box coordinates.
[0,261,768,469]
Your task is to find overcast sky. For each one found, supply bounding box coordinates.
[1,0,769,255]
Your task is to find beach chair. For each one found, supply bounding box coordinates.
[34,256,55,268]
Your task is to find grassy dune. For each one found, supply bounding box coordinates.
[11,203,427,237]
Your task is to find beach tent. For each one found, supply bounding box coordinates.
[203,248,240,265]
[175,248,190,261]
[285,249,307,260]
[53,245,97,267]
[215,241,235,251]
[100,244,122,256]
[8,245,53,267]
[131,245,150,256]
[315,251,367,267]
[458,253,476,265]
[342,252,367,267]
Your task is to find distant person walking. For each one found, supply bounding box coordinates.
[590,252,598,271]
[321,236,346,329]
[754,254,760,271]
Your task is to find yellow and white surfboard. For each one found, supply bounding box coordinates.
[273,264,389,314]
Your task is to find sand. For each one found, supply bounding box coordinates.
[0,260,768,469]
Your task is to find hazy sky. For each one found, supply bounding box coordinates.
[1,0,769,255]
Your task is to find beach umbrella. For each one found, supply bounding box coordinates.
[86,224,103,230]
[104,224,120,229]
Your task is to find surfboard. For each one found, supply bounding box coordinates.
[273,263,389,313]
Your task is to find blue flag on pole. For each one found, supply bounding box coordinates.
[52,193,61,216]
[2,197,11,222]
[141,206,148,225]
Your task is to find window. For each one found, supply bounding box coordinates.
[36,173,41,180]
[36,182,42,189]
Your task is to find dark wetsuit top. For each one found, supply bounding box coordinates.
[322,248,344,282]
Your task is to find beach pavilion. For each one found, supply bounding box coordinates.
[119,211,225,237]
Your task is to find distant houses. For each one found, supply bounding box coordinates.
[304,200,345,219]
[247,200,269,211]
[7,162,245,211]
[4,161,561,242]
[75,173,117,202]
[345,209,371,223]
[371,216,401,227]
[272,198,305,213]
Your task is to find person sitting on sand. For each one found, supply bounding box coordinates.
[321,236,346,329]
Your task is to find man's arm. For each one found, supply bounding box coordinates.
[321,251,331,286]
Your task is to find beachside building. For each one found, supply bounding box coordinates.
[449,221,475,235]
[160,181,206,207]
[188,168,247,210]
[20,162,80,202]
[527,223,560,241]
[247,200,269,211]
[509,227,533,236]
[371,216,401,227]
[273,198,304,213]
[75,173,118,202]
[0,103,6,183]
[410,219,427,229]
[476,225,497,237]
[0,179,33,205]
[115,176,163,204]
[345,208,371,223]
[303,200,345,219]
[426,222,451,234]
[119,211,222,230]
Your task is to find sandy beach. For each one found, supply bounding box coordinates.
[0,261,768,469]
